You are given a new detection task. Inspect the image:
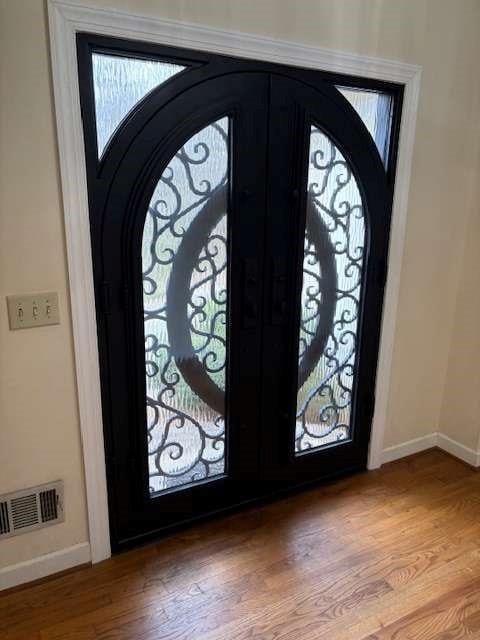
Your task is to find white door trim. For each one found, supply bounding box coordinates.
[47,0,421,563]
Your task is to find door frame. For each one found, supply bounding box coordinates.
[47,0,422,563]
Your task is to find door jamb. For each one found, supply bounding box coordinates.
[47,0,422,563]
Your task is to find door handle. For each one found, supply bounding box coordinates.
[270,258,289,326]
[242,258,258,329]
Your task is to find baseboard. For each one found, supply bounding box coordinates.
[437,433,480,467]
[382,433,439,464]
[382,432,480,467]
[0,542,91,591]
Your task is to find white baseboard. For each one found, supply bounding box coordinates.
[382,433,439,464]
[0,542,91,591]
[437,433,480,467]
[382,432,480,467]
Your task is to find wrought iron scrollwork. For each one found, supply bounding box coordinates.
[296,126,365,453]
[143,118,364,485]
[143,119,229,494]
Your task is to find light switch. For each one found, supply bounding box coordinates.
[6,292,60,330]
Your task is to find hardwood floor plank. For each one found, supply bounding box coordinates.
[315,549,480,640]
[2,450,480,640]
[363,576,480,639]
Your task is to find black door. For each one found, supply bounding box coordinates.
[77,35,402,550]
[259,76,391,491]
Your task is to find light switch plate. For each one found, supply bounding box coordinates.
[6,292,60,330]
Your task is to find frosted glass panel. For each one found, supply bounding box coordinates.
[143,118,229,495]
[92,53,185,157]
[296,126,365,454]
[337,87,393,165]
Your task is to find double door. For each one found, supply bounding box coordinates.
[77,35,400,550]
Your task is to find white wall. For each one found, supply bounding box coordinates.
[1,0,480,570]
[0,0,89,569]
[439,171,480,452]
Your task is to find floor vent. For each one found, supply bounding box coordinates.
[0,481,64,539]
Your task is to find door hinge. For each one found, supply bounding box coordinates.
[376,257,387,289]
[364,393,376,422]
[123,286,129,308]
[101,281,111,315]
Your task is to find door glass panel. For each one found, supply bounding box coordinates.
[92,53,185,158]
[142,118,229,494]
[337,87,393,165]
[295,125,365,454]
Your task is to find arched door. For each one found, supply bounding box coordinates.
[77,35,400,550]
[260,76,390,491]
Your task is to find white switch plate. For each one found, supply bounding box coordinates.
[6,292,60,330]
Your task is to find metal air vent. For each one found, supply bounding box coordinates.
[0,481,64,539]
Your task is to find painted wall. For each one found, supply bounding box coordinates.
[0,0,89,568]
[1,0,480,569]
[438,178,480,452]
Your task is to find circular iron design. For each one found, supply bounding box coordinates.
[166,185,337,415]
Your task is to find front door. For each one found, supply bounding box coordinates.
[77,34,402,550]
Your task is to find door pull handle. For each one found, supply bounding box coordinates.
[242,258,258,329]
[270,259,289,326]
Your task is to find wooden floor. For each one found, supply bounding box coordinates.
[3,449,480,639]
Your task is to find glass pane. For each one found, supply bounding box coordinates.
[143,118,229,495]
[295,125,365,454]
[337,87,393,165]
[92,53,185,158]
